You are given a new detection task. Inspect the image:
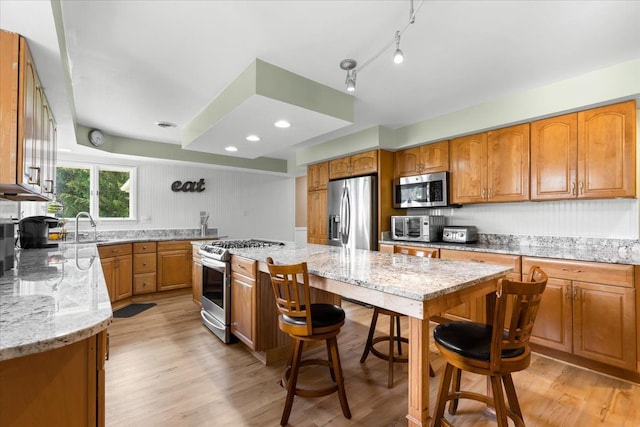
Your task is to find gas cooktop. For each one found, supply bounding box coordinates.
[199,239,285,261]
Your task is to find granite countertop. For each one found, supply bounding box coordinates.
[227,243,511,302]
[380,238,640,266]
[0,244,112,361]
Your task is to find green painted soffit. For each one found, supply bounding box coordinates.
[182,59,354,147]
[296,126,395,166]
[75,125,288,173]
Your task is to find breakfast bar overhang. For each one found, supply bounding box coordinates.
[230,243,512,426]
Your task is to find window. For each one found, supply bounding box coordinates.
[55,162,137,220]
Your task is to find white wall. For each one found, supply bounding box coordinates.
[26,154,297,242]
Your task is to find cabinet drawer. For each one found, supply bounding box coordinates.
[133,242,156,253]
[98,243,132,258]
[440,249,521,274]
[133,253,156,274]
[231,255,256,279]
[133,273,157,294]
[522,257,634,288]
[157,240,191,252]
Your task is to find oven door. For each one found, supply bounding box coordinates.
[200,257,232,343]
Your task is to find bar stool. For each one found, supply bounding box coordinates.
[360,248,437,388]
[431,266,548,427]
[266,257,351,426]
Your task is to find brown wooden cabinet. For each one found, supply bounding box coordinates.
[329,150,378,179]
[133,242,157,295]
[0,330,106,426]
[192,246,203,305]
[450,124,529,204]
[98,244,133,303]
[439,249,521,322]
[157,241,192,291]
[307,161,329,191]
[523,257,636,371]
[230,255,257,349]
[307,189,327,245]
[0,29,57,201]
[531,101,636,201]
[394,140,449,178]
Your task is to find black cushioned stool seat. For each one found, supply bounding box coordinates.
[434,321,526,361]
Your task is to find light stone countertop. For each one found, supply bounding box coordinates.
[0,244,112,362]
[226,243,512,302]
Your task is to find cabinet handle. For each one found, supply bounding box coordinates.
[578,180,584,195]
[143,262,147,266]
[564,287,570,300]
[561,267,582,273]
[571,182,576,196]
[44,179,54,194]
[487,188,492,199]
[573,287,579,301]
[481,189,486,200]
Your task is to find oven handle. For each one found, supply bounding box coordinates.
[201,309,226,331]
[201,257,227,270]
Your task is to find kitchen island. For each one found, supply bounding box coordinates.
[225,242,512,427]
[0,243,112,426]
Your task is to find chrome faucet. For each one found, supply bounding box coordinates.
[75,211,97,243]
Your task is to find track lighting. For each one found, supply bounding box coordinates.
[393,30,404,64]
[340,59,357,92]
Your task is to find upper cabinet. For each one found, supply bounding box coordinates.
[0,30,57,201]
[394,140,449,178]
[450,124,530,204]
[307,161,329,191]
[329,150,378,179]
[531,101,636,200]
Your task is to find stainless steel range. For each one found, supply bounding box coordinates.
[198,239,284,343]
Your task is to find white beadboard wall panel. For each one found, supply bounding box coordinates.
[412,198,639,239]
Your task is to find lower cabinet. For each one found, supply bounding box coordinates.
[230,255,257,349]
[0,330,107,426]
[439,249,521,322]
[98,244,133,303]
[523,256,637,371]
[192,246,202,305]
[157,241,193,291]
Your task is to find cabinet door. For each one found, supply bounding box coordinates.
[157,250,192,291]
[450,133,487,204]
[329,157,352,179]
[530,113,578,200]
[114,255,133,301]
[20,42,38,189]
[530,277,573,352]
[394,147,420,177]
[307,189,327,244]
[486,123,530,202]
[572,281,636,370]
[307,162,329,190]
[350,150,378,176]
[419,141,449,174]
[100,258,116,302]
[577,100,636,198]
[231,272,255,349]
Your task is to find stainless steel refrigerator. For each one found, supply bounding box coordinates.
[327,175,377,250]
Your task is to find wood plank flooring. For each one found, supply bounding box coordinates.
[106,292,640,426]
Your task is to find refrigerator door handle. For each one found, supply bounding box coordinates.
[342,186,351,245]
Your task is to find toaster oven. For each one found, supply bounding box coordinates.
[391,215,445,242]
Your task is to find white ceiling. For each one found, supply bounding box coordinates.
[2,0,640,162]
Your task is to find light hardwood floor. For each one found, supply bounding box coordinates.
[106,292,640,426]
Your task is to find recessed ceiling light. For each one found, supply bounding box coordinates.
[274,120,291,128]
[225,146,238,152]
[246,134,261,142]
[155,121,177,128]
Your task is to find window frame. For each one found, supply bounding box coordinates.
[56,160,137,222]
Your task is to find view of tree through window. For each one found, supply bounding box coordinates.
[55,164,135,220]
[56,166,90,218]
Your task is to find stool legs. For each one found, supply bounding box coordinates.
[328,336,351,420]
[281,339,305,426]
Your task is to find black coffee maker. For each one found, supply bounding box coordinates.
[18,216,59,249]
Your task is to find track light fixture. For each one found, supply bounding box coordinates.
[340,59,357,92]
[339,0,423,92]
[393,30,404,64]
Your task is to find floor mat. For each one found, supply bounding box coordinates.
[113,303,156,318]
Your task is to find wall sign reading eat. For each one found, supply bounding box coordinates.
[171,179,205,192]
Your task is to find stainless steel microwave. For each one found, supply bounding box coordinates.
[393,172,449,208]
